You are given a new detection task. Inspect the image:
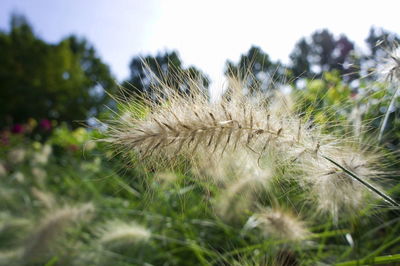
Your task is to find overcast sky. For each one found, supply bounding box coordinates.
[1,0,399,95]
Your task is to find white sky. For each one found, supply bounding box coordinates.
[1,0,399,96]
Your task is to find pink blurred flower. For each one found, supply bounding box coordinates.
[39,119,52,131]
[11,124,24,134]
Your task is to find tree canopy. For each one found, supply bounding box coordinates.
[289,29,359,81]
[123,51,210,100]
[0,14,116,128]
[224,46,285,95]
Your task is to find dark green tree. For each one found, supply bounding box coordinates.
[123,51,209,101]
[290,29,359,82]
[0,14,115,128]
[224,46,284,95]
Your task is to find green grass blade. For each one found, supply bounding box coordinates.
[322,155,400,208]
[336,253,400,266]
[378,84,400,143]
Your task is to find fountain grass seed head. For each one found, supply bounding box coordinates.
[104,65,398,223]
[97,220,151,249]
[23,203,94,263]
[244,206,309,241]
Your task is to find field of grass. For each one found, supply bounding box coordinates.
[1,66,400,266]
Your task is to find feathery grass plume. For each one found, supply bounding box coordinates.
[376,43,400,142]
[104,64,398,218]
[196,150,274,221]
[23,203,94,263]
[11,171,24,183]
[215,178,262,221]
[294,144,382,218]
[105,75,314,172]
[97,220,151,249]
[7,147,26,165]
[191,151,230,185]
[30,187,55,209]
[32,144,52,165]
[244,207,309,241]
[377,42,400,82]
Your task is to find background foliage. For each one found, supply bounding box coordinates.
[1,13,400,266]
